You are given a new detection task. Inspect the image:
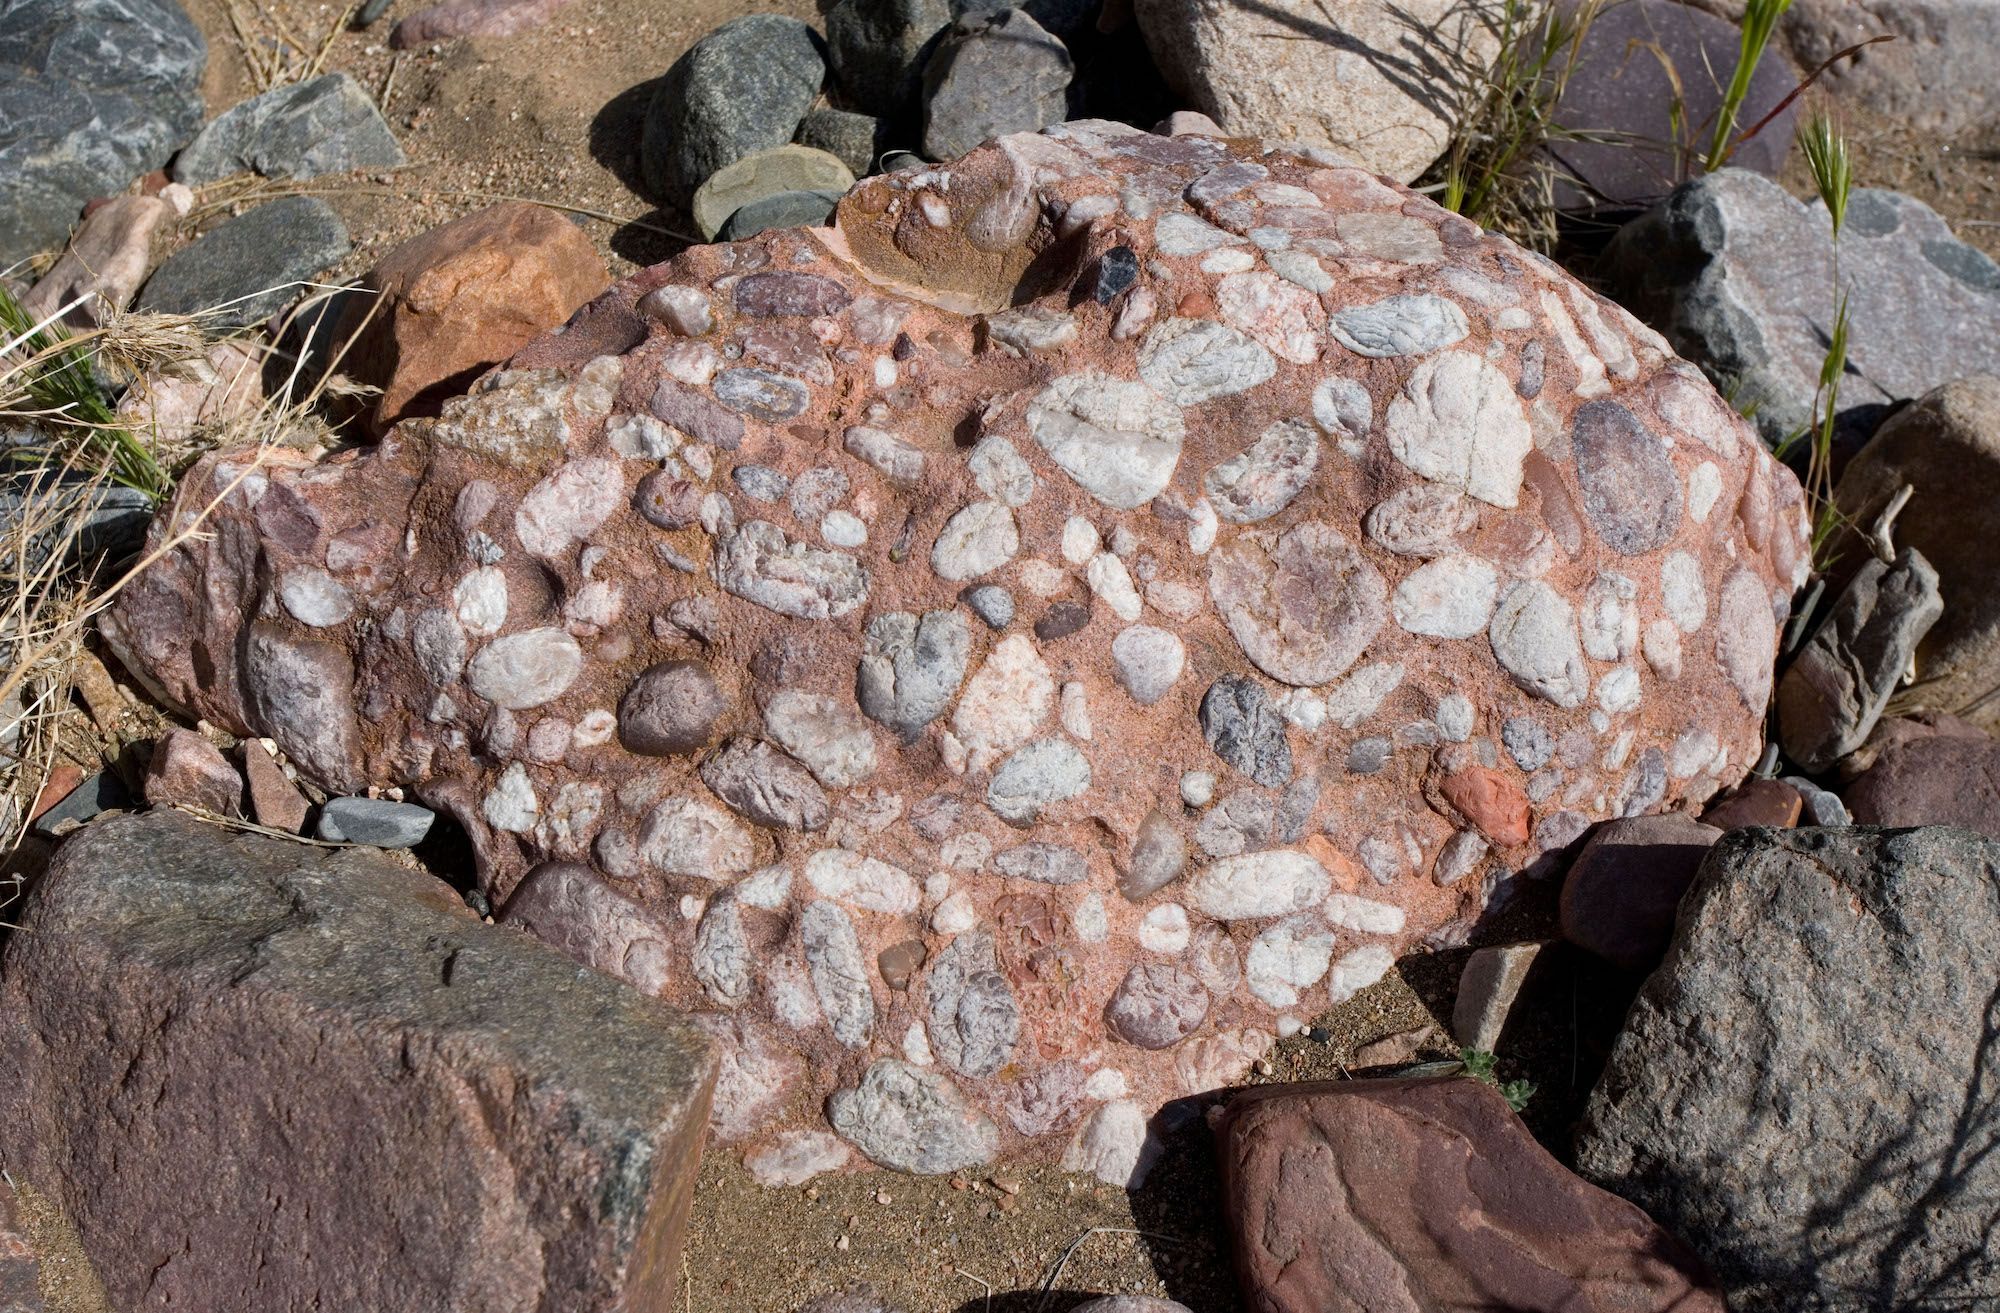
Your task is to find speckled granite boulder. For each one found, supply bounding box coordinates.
[103,121,1810,1178]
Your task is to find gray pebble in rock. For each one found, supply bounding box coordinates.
[1105,962,1209,1049]
[634,469,702,530]
[137,196,351,329]
[924,930,1020,1076]
[732,463,791,502]
[920,8,1071,162]
[0,0,206,263]
[986,737,1091,825]
[713,367,811,421]
[827,1057,1001,1173]
[692,895,755,1006]
[1110,625,1184,705]
[1347,737,1392,774]
[1570,399,1684,555]
[698,737,829,832]
[1275,773,1320,843]
[1199,675,1293,788]
[962,584,1014,629]
[825,0,953,116]
[993,840,1087,884]
[315,796,434,847]
[857,609,970,737]
[618,659,729,756]
[1120,809,1187,900]
[1502,715,1555,771]
[796,107,885,176]
[639,14,827,207]
[1780,775,1851,826]
[1204,419,1319,524]
[801,899,874,1047]
[716,189,844,241]
[1195,789,1273,858]
[172,73,404,186]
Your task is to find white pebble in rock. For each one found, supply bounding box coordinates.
[1245,912,1336,1006]
[969,435,1037,508]
[515,459,623,558]
[1110,626,1186,705]
[827,1058,1000,1174]
[1661,550,1707,633]
[930,500,1019,581]
[1138,318,1276,406]
[1391,554,1499,639]
[765,691,879,788]
[466,628,582,710]
[1489,580,1589,708]
[1180,770,1217,807]
[1208,522,1386,687]
[1187,850,1330,920]
[1716,568,1779,710]
[1364,484,1476,557]
[716,521,869,620]
[986,737,1091,824]
[1026,372,1185,510]
[1436,693,1475,741]
[279,569,352,627]
[1328,293,1469,358]
[801,899,874,1048]
[1204,419,1319,523]
[1062,1100,1162,1188]
[806,849,922,914]
[744,1130,849,1187]
[1385,351,1532,507]
[1139,903,1191,954]
[924,930,1020,1077]
[1327,943,1395,1004]
[952,634,1053,755]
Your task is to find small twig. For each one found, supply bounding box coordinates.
[1037,1227,1183,1307]
[175,804,341,846]
[954,1268,993,1313]
[1868,483,1913,564]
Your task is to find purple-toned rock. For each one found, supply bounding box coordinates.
[0,811,715,1312]
[102,123,1808,1173]
[239,738,309,833]
[1560,813,1721,971]
[141,727,242,816]
[1843,733,2000,840]
[1216,1078,1724,1313]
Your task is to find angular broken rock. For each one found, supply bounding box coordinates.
[1217,1078,1723,1313]
[103,122,1809,1174]
[0,812,715,1312]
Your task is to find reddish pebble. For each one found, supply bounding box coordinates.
[1441,766,1530,847]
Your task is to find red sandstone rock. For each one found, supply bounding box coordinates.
[1216,1078,1724,1313]
[341,202,610,431]
[239,738,309,833]
[1440,765,1529,847]
[1843,733,2000,841]
[22,195,173,328]
[0,811,714,1312]
[141,727,241,816]
[102,124,1809,1177]
[1699,776,1801,830]
[1559,813,1722,971]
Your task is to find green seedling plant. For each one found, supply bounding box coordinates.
[0,284,169,499]
[1460,1047,1537,1112]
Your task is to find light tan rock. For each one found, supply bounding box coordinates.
[103,122,1808,1176]
[116,340,267,445]
[22,195,173,327]
[1452,941,1546,1051]
[691,145,855,241]
[1132,0,1498,182]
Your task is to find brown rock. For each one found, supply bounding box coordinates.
[1216,1078,1724,1313]
[1560,814,1722,972]
[1440,766,1530,848]
[1451,941,1546,1051]
[101,124,1809,1173]
[342,203,609,430]
[1351,1026,1436,1069]
[141,727,242,816]
[1843,734,2000,841]
[239,739,309,833]
[0,811,715,1312]
[1699,776,1802,830]
[1835,709,1989,780]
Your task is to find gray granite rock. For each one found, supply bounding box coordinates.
[1603,169,2000,446]
[1773,0,2000,139]
[1778,547,1942,773]
[920,7,1071,162]
[136,196,350,328]
[717,192,840,245]
[825,0,953,117]
[638,14,826,209]
[171,72,404,185]
[0,0,206,263]
[0,810,715,1312]
[1576,825,2000,1311]
[314,796,435,846]
[795,107,886,177]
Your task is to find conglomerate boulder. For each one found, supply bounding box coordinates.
[103,121,1811,1179]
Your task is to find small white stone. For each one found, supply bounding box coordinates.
[1145,579,1204,619]
[1087,551,1143,621]
[1060,681,1093,740]
[279,569,352,627]
[1188,850,1331,920]
[482,762,539,833]
[454,567,508,637]
[1436,693,1475,742]
[1688,461,1724,524]
[931,500,1019,581]
[1582,572,1640,662]
[1139,903,1191,954]
[736,866,793,909]
[1328,944,1396,1004]
[1083,1068,1129,1100]
[1073,890,1110,943]
[953,634,1053,755]
[1110,625,1186,705]
[1662,550,1708,633]
[1201,247,1256,274]
[1181,770,1217,806]
[1187,498,1219,554]
[1596,665,1643,715]
[1323,891,1407,934]
[931,891,978,934]
[1245,914,1335,1006]
[1061,516,1100,564]
[903,1021,934,1066]
[1643,618,1683,679]
[806,849,921,915]
[1325,662,1405,729]
[821,510,867,547]
[1384,351,1532,507]
[1391,554,1499,639]
[1491,580,1589,708]
[1277,689,1328,732]
[969,436,1037,507]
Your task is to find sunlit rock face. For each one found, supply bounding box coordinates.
[104,121,1810,1182]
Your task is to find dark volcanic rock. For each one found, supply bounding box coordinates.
[171,71,404,185]
[826,0,953,118]
[0,811,716,1313]
[920,8,1072,161]
[136,195,350,328]
[1576,825,2000,1310]
[638,14,826,209]
[1218,1077,1723,1313]
[0,0,206,263]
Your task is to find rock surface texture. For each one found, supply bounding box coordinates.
[0,0,206,263]
[170,71,403,185]
[1218,1078,1724,1312]
[1843,733,2000,840]
[1833,376,2000,734]
[0,811,716,1312]
[1132,0,1498,183]
[1604,169,2000,446]
[104,123,1810,1177]
[1577,825,2000,1310]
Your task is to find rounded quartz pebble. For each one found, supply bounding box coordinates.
[101,121,1811,1185]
